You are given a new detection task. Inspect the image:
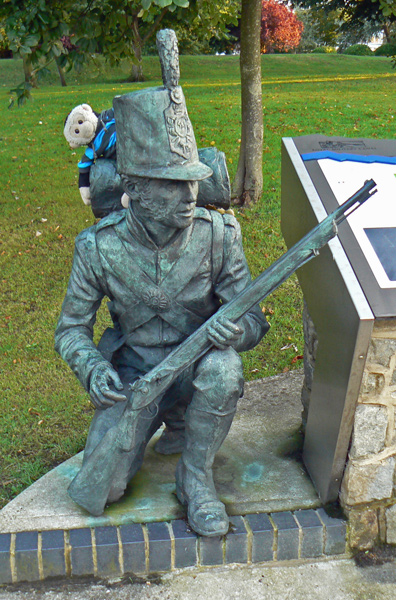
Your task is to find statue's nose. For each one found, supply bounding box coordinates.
[186,181,198,200]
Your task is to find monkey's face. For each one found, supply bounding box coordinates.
[63,104,98,149]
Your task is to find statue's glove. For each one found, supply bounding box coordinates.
[207,315,244,350]
[79,186,92,206]
[89,363,127,410]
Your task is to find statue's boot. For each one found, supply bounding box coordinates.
[155,426,185,455]
[175,405,235,537]
[155,387,189,455]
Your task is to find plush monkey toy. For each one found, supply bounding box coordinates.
[64,104,128,208]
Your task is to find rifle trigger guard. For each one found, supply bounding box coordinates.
[140,401,159,420]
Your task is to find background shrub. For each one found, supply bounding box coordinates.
[311,46,337,53]
[343,44,373,56]
[374,43,396,57]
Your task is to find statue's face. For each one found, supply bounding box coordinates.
[137,179,199,230]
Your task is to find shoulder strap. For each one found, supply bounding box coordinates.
[211,210,225,283]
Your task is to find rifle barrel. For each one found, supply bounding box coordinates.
[332,179,377,226]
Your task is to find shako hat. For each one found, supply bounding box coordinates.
[114,30,212,182]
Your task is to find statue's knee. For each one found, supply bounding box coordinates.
[198,347,243,380]
[193,348,244,411]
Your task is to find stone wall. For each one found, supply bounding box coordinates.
[302,309,396,550]
[340,319,396,550]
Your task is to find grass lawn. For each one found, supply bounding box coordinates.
[1,53,396,508]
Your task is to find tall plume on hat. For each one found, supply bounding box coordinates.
[156,29,180,90]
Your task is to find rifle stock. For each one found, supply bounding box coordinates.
[68,179,377,516]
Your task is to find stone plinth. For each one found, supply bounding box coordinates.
[340,319,396,549]
[0,374,350,584]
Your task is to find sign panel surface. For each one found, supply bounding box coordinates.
[317,158,396,289]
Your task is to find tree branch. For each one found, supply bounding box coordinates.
[142,7,169,45]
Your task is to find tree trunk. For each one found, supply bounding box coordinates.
[383,23,391,44]
[56,59,67,87]
[231,0,263,206]
[22,56,38,88]
[128,52,144,82]
[128,16,145,82]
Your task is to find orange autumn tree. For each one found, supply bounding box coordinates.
[261,0,304,53]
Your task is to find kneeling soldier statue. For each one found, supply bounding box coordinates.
[55,30,269,537]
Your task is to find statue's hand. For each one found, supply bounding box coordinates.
[89,364,127,410]
[207,315,244,350]
[79,186,92,206]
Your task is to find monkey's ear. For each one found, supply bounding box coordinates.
[81,104,92,112]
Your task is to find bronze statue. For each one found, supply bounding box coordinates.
[55,30,268,536]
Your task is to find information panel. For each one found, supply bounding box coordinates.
[293,135,396,317]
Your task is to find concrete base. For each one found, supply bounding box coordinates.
[0,371,320,534]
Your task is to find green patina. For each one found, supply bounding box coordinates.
[242,462,265,484]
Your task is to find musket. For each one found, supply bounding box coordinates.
[68,179,377,516]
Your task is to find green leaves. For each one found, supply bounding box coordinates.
[378,0,396,17]
[141,0,190,12]
[2,0,238,99]
[8,81,33,108]
[50,40,63,57]
[295,0,395,37]
[24,34,40,47]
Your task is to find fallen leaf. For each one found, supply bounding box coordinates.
[291,355,304,364]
